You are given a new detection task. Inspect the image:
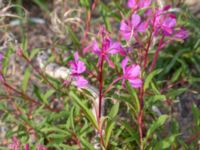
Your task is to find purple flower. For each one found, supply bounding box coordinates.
[84,36,125,68]
[127,0,151,9]
[69,52,88,88]
[174,28,189,39]
[120,14,148,41]
[121,57,142,88]
[153,9,176,36]
[69,52,86,75]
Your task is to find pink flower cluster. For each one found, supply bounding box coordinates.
[120,0,188,41]
[69,52,88,88]
[66,0,189,89]
[83,27,142,88]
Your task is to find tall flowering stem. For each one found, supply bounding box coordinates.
[98,54,104,121]
[150,35,165,71]
[138,82,144,150]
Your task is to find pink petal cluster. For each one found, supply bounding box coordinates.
[153,9,177,35]
[69,52,88,88]
[120,14,148,41]
[9,136,20,150]
[128,0,151,9]
[37,144,47,150]
[121,58,142,88]
[84,33,125,68]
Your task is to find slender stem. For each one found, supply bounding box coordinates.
[150,35,165,71]
[73,133,83,150]
[98,56,104,121]
[103,77,122,95]
[143,15,156,69]
[138,80,144,150]
[92,0,98,11]
[22,54,58,90]
[99,125,106,148]
[3,81,59,112]
[84,10,91,38]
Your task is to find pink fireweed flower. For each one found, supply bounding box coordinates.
[127,0,151,9]
[69,52,88,88]
[120,14,148,41]
[121,57,142,88]
[84,36,125,68]
[151,8,176,36]
[9,136,20,150]
[174,28,189,39]
[37,144,47,150]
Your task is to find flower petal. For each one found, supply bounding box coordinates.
[139,0,151,8]
[127,0,137,8]
[127,65,141,78]
[74,52,79,63]
[105,56,115,68]
[131,14,141,27]
[77,61,86,74]
[75,76,88,88]
[137,21,148,32]
[174,29,189,39]
[121,57,129,74]
[92,40,101,55]
[129,78,142,88]
[108,42,121,54]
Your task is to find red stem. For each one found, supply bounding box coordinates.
[138,81,144,150]
[3,81,59,112]
[143,16,155,69]
[150,35,165,71]
[103,77,122,95]
[98,56,104,121]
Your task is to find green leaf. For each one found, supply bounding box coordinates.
[67,27,80,47]
[30,48,40,60]
[22,67,31,92]
[44,89,55,100]
[2,48,12,75]
[70,107,75,131]
[164,49,189,74]
[33,85,48,104]
[166,88,187,98]
[145,95,166,108]
[171,68,182,83]
[104,102,120,147]
[144,69,162,91]
[70,92,98,129]
[145,115,168,143]
[33,0,49,13]
[154,134,179,149]
[81,137,95,150]
[108,102,119,118]
[126,82,140,113]
[105,120,115,147]
[80,0,90,9]
[192,104,200,131]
